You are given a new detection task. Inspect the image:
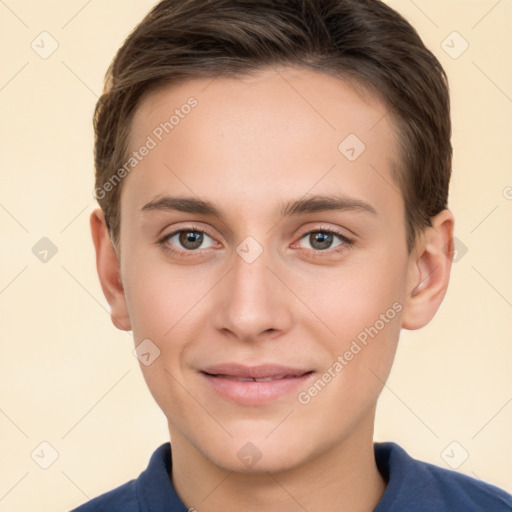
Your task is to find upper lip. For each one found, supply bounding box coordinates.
[201,363,313,379]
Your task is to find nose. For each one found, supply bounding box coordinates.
[211,247,293,342]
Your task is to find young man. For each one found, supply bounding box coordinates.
[75,0,511,510]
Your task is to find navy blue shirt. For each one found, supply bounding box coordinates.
[72,441,512,511]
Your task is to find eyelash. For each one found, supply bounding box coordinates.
[157,225,354,259]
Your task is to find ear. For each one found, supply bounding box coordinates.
[401,209,454,330]
[90,208,131,331]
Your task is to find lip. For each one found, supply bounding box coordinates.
[200,363,315,406]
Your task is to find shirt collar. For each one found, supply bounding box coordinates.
[136,441,426,511]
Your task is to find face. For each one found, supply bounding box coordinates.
[111,66,416,472]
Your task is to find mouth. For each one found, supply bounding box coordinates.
[203,373,311,382]
[199,363,315,406]
[201,363,313,379]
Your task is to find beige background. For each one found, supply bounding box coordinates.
[0,1,511,510]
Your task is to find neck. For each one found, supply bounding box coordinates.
[168,408,386,512]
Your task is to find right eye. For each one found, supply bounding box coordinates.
[159,228,218,255]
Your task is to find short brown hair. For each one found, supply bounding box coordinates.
[93,0,451,253]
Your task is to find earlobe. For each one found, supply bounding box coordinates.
[401,209,454,330]
[90,208,132,331]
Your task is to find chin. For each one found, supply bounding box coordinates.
[201,432,312,475]
[216,451,303,475]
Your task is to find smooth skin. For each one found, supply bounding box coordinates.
[91,66,454,512]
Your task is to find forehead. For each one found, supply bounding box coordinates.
[123,66,402,225]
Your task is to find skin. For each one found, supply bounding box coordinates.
[91,66,454,512]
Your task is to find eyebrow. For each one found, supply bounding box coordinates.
[140,194,377,219]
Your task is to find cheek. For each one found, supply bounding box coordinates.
[295,253,405,400]
[296,254,406,341]
[122,266,198,420]
[123,256,205,340]
[122,256,215,401]
[295,288,402,435]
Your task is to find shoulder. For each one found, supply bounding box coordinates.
[421,459,512,511]
[375,442,512,512]
[71,480,138,511]
[70,442,179,512]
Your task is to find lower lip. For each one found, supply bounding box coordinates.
[200,372,315,406]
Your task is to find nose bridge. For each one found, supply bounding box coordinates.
[212,240,292,339]
[230,247,275,318]
[232,248,270,302]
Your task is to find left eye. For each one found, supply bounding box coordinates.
[298,230,347,251]
[166,230,216,250]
